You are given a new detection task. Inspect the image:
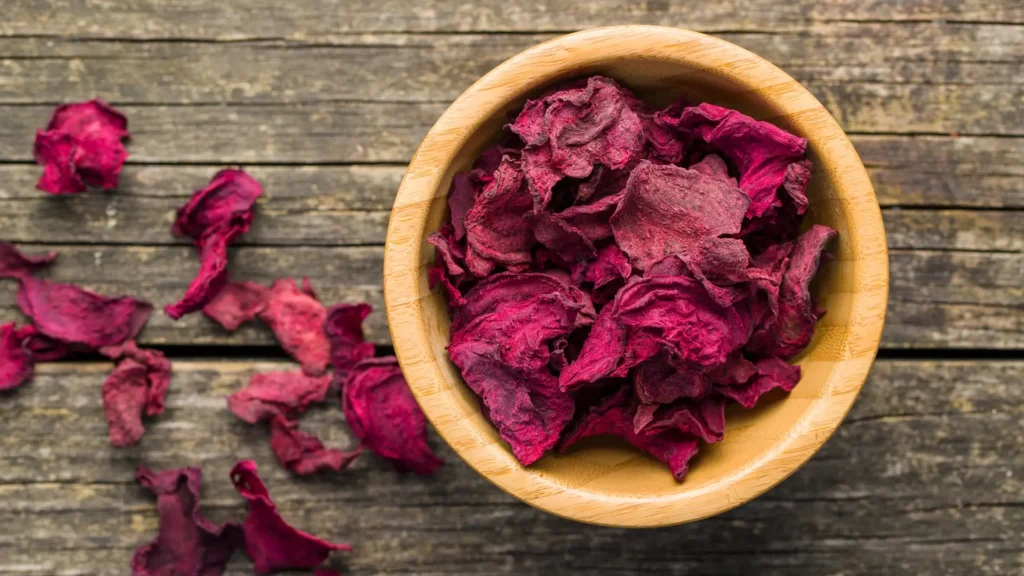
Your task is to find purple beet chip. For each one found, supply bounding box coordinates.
[0,324,36,391]
[269,415,363,476]
[34,100,129,195]
[343,357,443,475]
[227,370,332,424]
[259,278,332,376]
[324,303,376,386]
[203,281,270,331]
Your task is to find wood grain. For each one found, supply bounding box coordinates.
[0,360,1019,575]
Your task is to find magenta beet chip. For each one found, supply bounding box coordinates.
[34,100,129,195]
[203,281,270,331]
[610,161,749,272]
[558,388,701,481]
[343,357,442,475]
[449,273,586,464]
[166,170,263,320]
[259,279,332,376]
[132,466,241,576]
[269,415,363,476]
[463,157,536,276]
[227,370,331,424]
[101,342,172,447]
[324,303,376,385]
[715,357,801,408]
[0,324,35,391]
[0,243,57,279]
[231,460,351,573]
[17,277,151,350]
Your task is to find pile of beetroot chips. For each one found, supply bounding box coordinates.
[430,76,838,480]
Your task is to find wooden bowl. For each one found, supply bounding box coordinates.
[383,26,888,527]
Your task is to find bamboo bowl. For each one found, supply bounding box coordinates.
[383,26,888,527]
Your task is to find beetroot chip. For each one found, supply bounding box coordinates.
[259,278,331,376]
[17,277,151,349]
[0,243,57,279]
[531,210,596,262]
[102,342,172,447]
[509,76,646,211]
[429,266,467,308]
[324,303,376,385]
[641,396,727,443]
[230,460,351,573]
[343,357,443,475]
[227,370,331,424]
[715,357,801,408]
[463,157,536,276]
[560,276,751,396]
[165,170,263,320]
[0,324,36,391]
[34,100,129,195]
[610,161,749,272]
[449,169,493,241]
[203,281,270,331]
[269,415,363,475]
[657,103,807,220]
[132,466,241,576]
[747,225,837,358]
[427,228,467,284]
[558,388,701,481]
[449,273,586,464]
[576,244,631,291]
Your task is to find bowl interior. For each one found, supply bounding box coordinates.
[389,27,887,526]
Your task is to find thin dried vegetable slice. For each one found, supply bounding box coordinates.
[34,100,129,194]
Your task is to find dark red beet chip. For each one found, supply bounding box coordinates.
[324,303,376,386]
[34,100,129,195]
[132,466,241,576]
[227,370,331,424]
[203,281,270,331]
[259,278,332,376]
[269,415,363,476]
[230,460,351,573]
[0,324,36,391]
[343,357,443,475]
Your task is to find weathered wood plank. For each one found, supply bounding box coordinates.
[1,1,1020,38]
[0,25,1019,105]
[0,360,1020,575]
[0,245,1019,349]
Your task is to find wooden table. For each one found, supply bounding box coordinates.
[1,2,1021,574]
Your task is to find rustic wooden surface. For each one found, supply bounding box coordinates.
[0,0,1021,573]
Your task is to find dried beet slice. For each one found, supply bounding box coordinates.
[324,303,376,386]
[0,324,35,391]
[34,100,129,194]
[166,170,263,320]
[230,460,351,573]
[463,157,536,276]
[203,281,270,331]
[429,266,466,308]
[269,415,363,476]
[558,388,701,481]
[449,273,586,464]
[610,161,749,272]
[427,228,467,285]
[640,396,727,443]
[259,279,331,376]
[17,277,151,350]
[227,370,331,424]
[132,466,241,576]
[715,357,801,408]
[101,342,172,447]
[0,243,57,280]
[343,357,442,475]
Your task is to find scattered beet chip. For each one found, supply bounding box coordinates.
[509,76,645,212]
[657,102,807,220]
[558,388,701,481]
[0,243,57,279]
[34,100,129,195]
[230,460,351,573]
[463,157,536,276]
[102,343,172,447]
[747,225,837,359]
[132,466,241,576]
[259,278,331,376]
[17,277,151,350]
[438,76,837,481]
[203,281,270,331]
[324,303,376,385]
[0,324,35,391]
[165,170,263,320]
[610,161,749,272]
[100,339,172,419]
[227,370,331,424]
[343,357,443,474]
[449,273,586,464]
[269,415,363,476]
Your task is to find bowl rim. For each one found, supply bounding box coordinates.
[383,25,889,527]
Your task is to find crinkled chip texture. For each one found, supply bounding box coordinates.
[324,303,376,383]
[269,415,363,476]
[431,75,838,481]
[259,278,332,376]
[1,323,36,391]
[343,357,443,475]
[34,100,129,194]
[132,466,241,576]
[227,370,331,424]
[165,170,264,320]
[203,281,270,331]
[101,343,173,447]
[231,460,350,574]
